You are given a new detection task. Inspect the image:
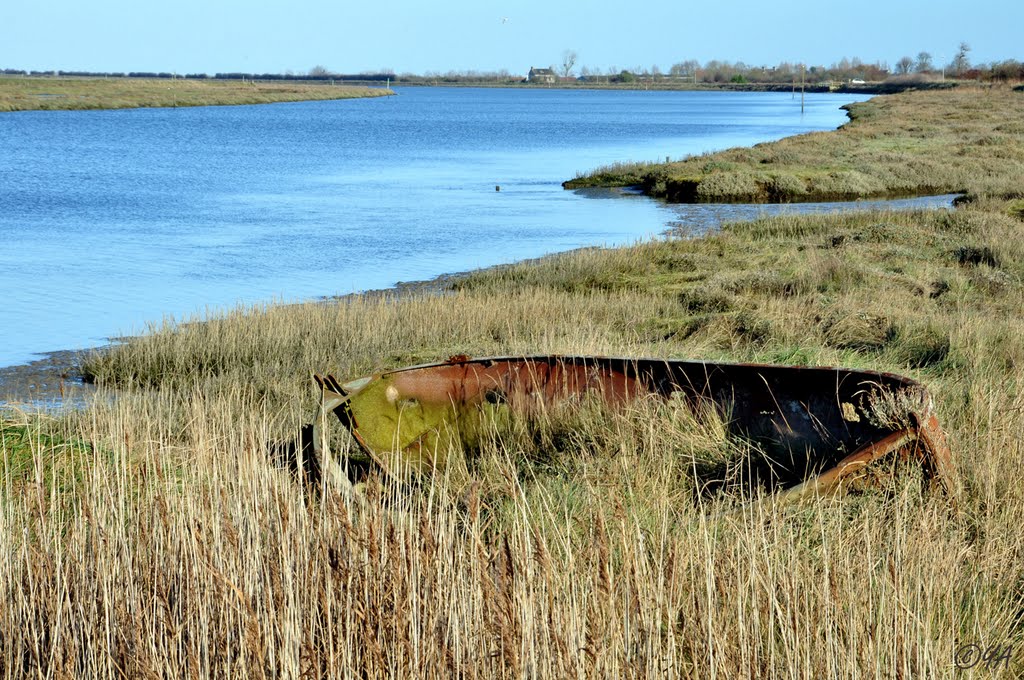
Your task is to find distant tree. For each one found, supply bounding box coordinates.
[308,65,331,77]
[669,59,700,79]
[703,59,727,82]
[915,52,933,73]
[864,61,889,80]
[991,60,1024,82]
[560,50,578,77]
[895,56,914,74]
[951,42,971,75]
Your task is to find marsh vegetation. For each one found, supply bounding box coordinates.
[3,86,1024,676]
[0,76,390,112]
[567,87,1024,204]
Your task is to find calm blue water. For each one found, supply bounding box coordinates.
[0,87,903,367]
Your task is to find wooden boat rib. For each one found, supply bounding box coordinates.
[305,355,954,501]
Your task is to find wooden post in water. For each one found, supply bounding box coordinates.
[801,64,805,114]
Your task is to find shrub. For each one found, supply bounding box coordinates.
[1008,199,1024,221]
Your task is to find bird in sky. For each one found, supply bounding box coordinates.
[501,17,509,23]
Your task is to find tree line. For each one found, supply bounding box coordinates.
[571,43,1022,84]
[4,43,1023,85]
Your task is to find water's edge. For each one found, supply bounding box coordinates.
[0,249,565,409]
[0,192,958,409]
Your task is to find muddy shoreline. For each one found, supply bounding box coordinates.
[0,348,96,408]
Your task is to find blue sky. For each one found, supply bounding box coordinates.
[3,0,1021,75]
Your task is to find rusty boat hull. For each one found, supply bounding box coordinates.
[308,355,954,501]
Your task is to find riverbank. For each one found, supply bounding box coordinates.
[3,86,1024,676]
[389,79,956,95]
[0,74,959,114]
[0,76,391,111]
[0,191,958,408]
[566,85,1024,204]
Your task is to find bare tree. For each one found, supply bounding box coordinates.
[915,52,933,73]
[895,56,914,75]
[561,50,578,78]
[669,60,700,78]
[892,55,917,73]
[308,65,331,77]
[951,42,971,75]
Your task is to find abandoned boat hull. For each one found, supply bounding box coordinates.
[311,355,953,497]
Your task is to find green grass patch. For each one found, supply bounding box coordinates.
[1,417,97,507]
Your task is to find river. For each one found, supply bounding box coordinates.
[0,86,942,368]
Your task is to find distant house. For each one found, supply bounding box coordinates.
[528,67,557,84]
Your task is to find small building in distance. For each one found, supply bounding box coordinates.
[527,67,557,84]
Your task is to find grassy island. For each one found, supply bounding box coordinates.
[3,85,1024,677]
[567,86,1024,204]
[0,76,391,111]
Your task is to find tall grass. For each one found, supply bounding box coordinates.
[5,380,1012,677]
